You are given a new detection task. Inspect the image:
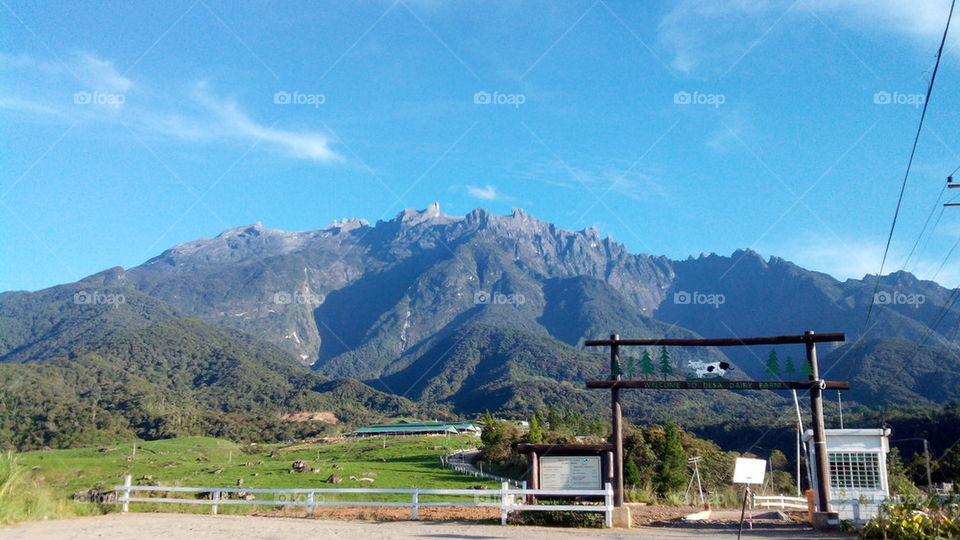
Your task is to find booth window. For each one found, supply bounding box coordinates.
[828,452,881,489]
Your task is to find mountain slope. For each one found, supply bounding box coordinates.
[0,317,416,450]
[5,205,960,420]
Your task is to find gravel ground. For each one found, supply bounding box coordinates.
[0,513,853,539]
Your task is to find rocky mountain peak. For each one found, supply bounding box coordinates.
[397,202,437,223]
[217,222,266,239]
[326,217,369,233]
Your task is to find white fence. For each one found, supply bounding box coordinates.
[113,476,613,527]
[752,494,808,510]
[440,450,524,488]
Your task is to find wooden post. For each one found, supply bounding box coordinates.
[500,481,509,525]
[737,486,750,540]
[528,450,538,504]
[610,333,624,507]
[806,330,832,513]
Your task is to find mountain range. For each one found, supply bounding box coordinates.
[2,204,959,448]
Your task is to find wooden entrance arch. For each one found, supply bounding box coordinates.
[585,330,848,514]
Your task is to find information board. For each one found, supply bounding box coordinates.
[540,456,602,490]
[732,457,767,484]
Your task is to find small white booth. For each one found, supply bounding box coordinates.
[803,428,891,521]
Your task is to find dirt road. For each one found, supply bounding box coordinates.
[0,513,852,539]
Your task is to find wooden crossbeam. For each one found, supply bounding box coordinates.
[584,333,845,347]
[585,379,849,390]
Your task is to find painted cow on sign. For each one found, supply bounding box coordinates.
[687,360,734,378]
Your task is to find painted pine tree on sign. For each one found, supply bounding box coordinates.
[802,357,814,378]
[640,350,655,379]
[767,348,780,376]
[659,346,672,379]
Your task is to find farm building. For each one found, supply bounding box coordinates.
[349,421,481,437]
[803,428,892,521]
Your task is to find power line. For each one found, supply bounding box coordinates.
[857,285,960,387]
[902,181,948,270]
[863,0,957,331]
[913,183,960,272]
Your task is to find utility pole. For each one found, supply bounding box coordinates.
[791,389,804,497]
[838,391,844,429]
[806,330,833,513]
[610,333,624,507]
[686,456,705,505]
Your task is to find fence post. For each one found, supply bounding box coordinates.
[212,491,220,515]
[412,489,419,520]
[307,492,315,517]
[121,474,131,513]
[500,481,509,525]
[605,482,613,528]
[853,499,860,521]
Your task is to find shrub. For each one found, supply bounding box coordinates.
[859,497,960,539]
[0,453,80,525]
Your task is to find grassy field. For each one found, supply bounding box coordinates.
[9,435,499,518]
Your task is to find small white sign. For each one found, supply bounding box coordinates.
[733,458,767,484]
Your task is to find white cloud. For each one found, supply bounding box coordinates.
[657,0,959,75]
[187,86,340,162]
[74,53,132,92]
[512,159,669,202]
[466,184,502,201]
[809,0,960,47]
[0,52,341,163]
[761,234,960,287]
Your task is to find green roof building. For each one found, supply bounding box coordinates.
[350,420,481,437]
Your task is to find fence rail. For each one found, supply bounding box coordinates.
[112,476,613,527]
[752,494,808,510]
[440,450,524,488]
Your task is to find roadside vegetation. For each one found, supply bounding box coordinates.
[478,406,798,508]
[0,453,88,525]
[859,497,960,539]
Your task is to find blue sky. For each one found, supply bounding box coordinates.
[3,0,960,292]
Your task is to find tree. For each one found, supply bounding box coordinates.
[640,350,655,379]
[479,412,518,462]
[937,445,960,485]
[626,356,636,378]
[887,447,922,497]
[527,415,544,444]
[547,405,563,431]
[769,449,788,469]
[766,348,780,377]
[483,410,495,429]
[784,355,796,376]
[624,454,641,487]
[655,422,687,495]
[658,346,673,379]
